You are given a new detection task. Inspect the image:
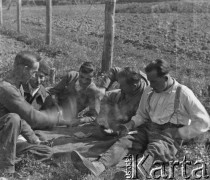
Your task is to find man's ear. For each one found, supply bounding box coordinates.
[164,75,168,81]
[134,81,140,88]
[23,66,29,74]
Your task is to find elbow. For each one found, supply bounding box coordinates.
[205,117,210,131]
[199,117,210,133]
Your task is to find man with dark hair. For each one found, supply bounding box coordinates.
[49,62,102,125]
[100,66,148,91]
[0,51,68,174]
[70,59,210,178]
[97,66,148,133]
[23,60,52,110]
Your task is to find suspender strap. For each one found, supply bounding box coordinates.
[147,90,154,112]
[139,71,149,86]
[147,84,182,118]
[174,85,182,113]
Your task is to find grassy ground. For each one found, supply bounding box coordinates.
[1,2,210,96]
[0,1,210,179]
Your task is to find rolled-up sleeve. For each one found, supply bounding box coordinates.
[100,67,122,90]
[49,74,69,95]
[0,84,59,129]
[178,86,210,139]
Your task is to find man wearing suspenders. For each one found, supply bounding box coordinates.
[70,59,210,178]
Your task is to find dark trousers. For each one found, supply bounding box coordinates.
[0,113,21,173]
[99,122,183,167]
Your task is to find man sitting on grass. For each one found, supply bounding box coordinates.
[0,51,68,175]
[49,62,103,126]
[97,66,148,134]
[23,60,54,111]
[70,59,210,178]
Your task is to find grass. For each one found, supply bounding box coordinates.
[116,1,210,14]
[1,2,209,98]
[0,1,210,179]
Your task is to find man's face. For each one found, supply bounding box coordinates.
[78,71,93,88]
[29,71,46,89]
[118,77,139,95]
[22,62,39,84]
[146,70,168,93]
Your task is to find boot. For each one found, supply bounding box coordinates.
[71,150,105,176]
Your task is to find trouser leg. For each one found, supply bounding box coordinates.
[99,125,148,167]
[20,119,39,144]
[133,123,183,179]
[147,124,183,162]
[0,113,21,173]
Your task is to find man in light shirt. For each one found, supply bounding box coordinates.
[70,59,210,177]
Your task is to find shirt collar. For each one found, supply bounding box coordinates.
[163,78,178,94]
[24,83,47,102]
[28,83,40,97]
[147,78,179,95]
[75,80,94,91]
[19,85,25,97]
[37,85,48,102]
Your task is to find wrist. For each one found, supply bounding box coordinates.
[55,105,63,125]
[176,128,184,140]
[31,136,41,144]
[125,120,135,131]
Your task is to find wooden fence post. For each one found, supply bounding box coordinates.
[0,0,2,25]
[208,85,210,97]
[46,0,52,45]
[17,0,21,32]
[50,68,56,84]
[101,0,116,73]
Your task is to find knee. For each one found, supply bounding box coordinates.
[7,113,21,126]
[118,135,133,148]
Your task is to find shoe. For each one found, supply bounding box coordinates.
[71,150,105,176]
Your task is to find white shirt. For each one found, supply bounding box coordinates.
[131,80,210,140]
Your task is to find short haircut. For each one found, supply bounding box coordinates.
[39,60,50,75]
[145,59,170,77]
[14,51,41,69]
[79,62,95,74]
[118,66,141,85]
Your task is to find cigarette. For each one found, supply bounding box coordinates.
[128,131,138,135]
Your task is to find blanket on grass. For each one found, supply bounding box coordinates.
[16,123,119,162]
